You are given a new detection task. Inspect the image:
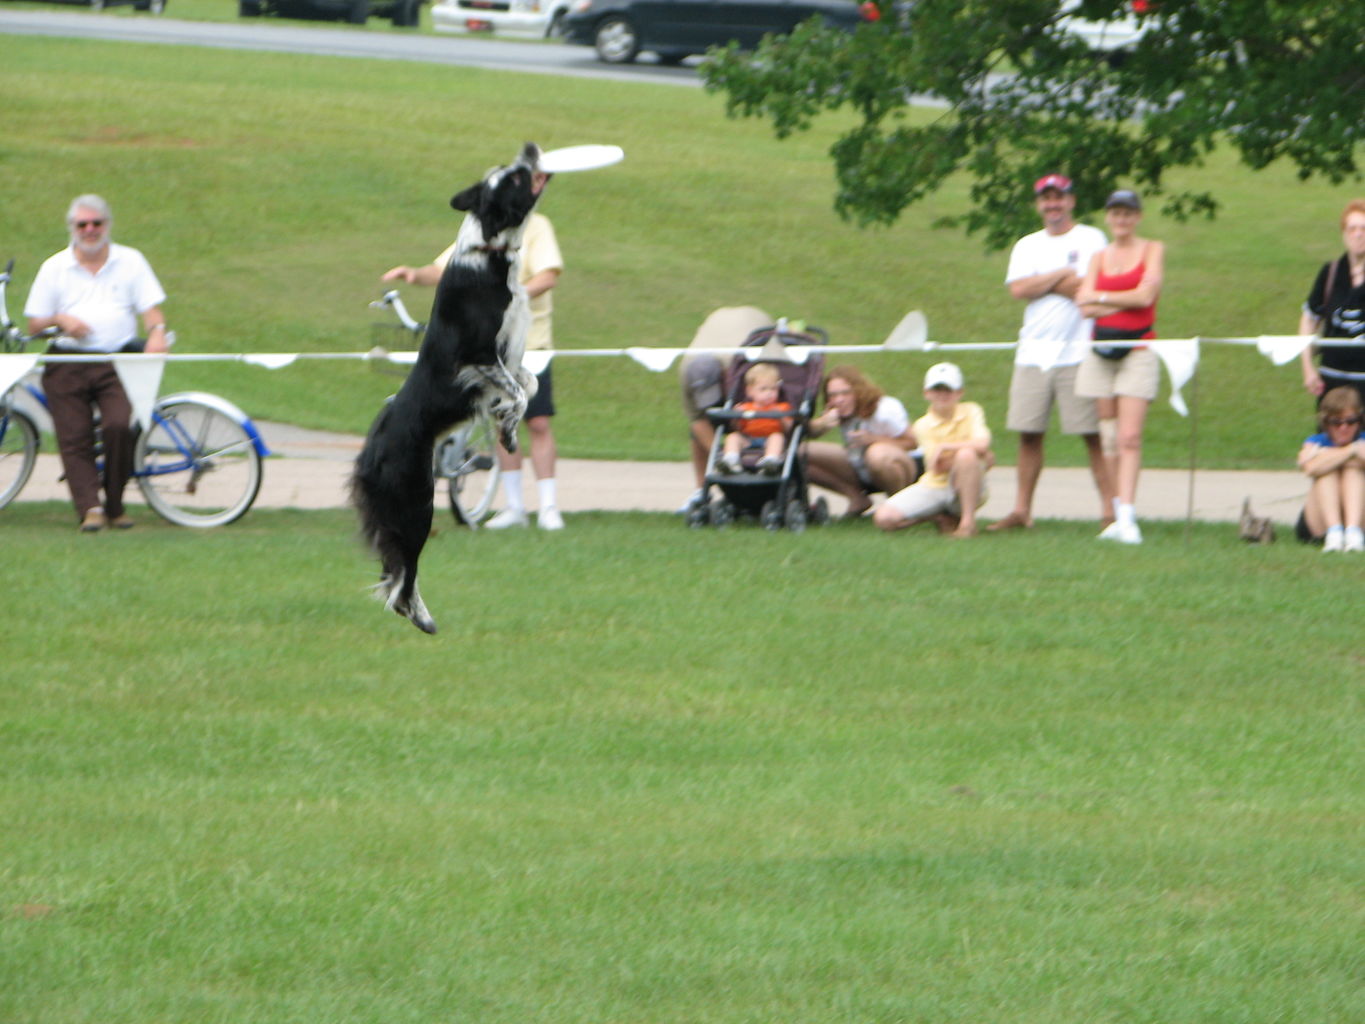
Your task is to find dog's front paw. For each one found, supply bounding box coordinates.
[490,402,521,452]
[517,369,539,401]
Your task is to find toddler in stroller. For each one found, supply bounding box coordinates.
[687,321,831,531]
[717,363,792,475]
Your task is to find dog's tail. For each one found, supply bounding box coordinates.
[350,406,439,635]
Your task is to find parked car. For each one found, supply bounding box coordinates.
[561,0,874,65]
[431,0,573,38]
[1058,0,1150,58]
[238,0,424,26]
[15,0,167,11]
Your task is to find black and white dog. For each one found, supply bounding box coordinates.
[352,142,545,634]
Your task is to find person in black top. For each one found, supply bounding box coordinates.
[1300,198,1365,407]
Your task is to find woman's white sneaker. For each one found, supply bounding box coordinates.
[1099,521,1141,544]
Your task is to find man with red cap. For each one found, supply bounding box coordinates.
[989,173,1115,531]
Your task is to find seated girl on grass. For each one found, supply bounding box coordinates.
[1296,385,1365,552]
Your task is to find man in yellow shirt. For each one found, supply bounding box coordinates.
[382,194,565,530]
[874,363,993,538]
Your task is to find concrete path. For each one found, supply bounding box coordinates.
[12,420,1307,526]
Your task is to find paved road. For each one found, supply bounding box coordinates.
[0,8,704,85]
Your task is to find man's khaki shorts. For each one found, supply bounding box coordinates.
[1005,363,1098,435]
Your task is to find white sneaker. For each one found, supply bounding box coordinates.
[537,506,564,531]
[1100,521,1142,544]
[1323,528,1345,553]
[1344,527,1364,553]
[485,508,529,530]
[676,488,704,515]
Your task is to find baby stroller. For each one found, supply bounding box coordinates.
[686,320,831,531]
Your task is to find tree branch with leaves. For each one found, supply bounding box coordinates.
[702,0,1364,249]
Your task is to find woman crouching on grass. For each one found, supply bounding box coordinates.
[1296,386,1365,553]
[804,365,919,519]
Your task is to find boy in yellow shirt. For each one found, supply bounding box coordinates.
[874,363,993,538]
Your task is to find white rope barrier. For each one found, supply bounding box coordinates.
[5,335,1361,429]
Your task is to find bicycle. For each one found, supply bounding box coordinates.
[0,259,270,527]
[369,289,502,528]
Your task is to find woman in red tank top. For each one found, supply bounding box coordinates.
[1074,189,1165,545]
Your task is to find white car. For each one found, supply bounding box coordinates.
[1059,0,1149,56]
[430,0,573,38]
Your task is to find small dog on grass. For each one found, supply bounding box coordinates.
[352,142,546,634]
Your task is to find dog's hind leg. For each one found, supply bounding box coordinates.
[391,506,439,634]
[368,563,436,635]
[395,581,437,635]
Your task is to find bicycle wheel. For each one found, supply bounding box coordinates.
[0,405,39,511]
[437,416,501,527]
[135,397,262,527]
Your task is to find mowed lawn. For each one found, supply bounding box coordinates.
[1,14,1361,1023]
[1,506,1361,1023]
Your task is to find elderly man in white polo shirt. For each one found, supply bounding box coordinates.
[989,173,1115,531]
[25,194,169,532]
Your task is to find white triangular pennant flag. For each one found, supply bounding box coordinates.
[113,355,167,430]
[0,354,40,398]
[625,347,681,372]
[244,353,298,370]
[756,335,793,363]
[521,350,553,375]
[1256,335,1313,366]
[1155,339,1200,417]
[883,310,928,350]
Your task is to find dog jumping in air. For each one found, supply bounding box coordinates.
[352,142,546,634]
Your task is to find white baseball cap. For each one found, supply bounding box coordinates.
[923,362,964,391]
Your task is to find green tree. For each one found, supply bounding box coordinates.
[702,0,1364,249]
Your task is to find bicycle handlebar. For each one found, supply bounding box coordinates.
[370,290,423,334]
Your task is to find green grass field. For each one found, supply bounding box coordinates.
[0,21,1357,469]
[2,23,1361,1016]
[1,504,1362,1023]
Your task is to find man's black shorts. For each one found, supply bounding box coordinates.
[526,363,555,419]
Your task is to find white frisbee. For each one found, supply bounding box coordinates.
[539,144,625,173]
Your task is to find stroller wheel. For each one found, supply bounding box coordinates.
[760,499,783,532]
[686,501,710,528]
[710,498,735,529]
[785,498,808,533]
[810,496,831,526]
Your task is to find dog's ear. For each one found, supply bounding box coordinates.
[450,184,482,213]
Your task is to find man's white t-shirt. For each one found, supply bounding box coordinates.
[1005,223,1107,368]
[25,243,166,353]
